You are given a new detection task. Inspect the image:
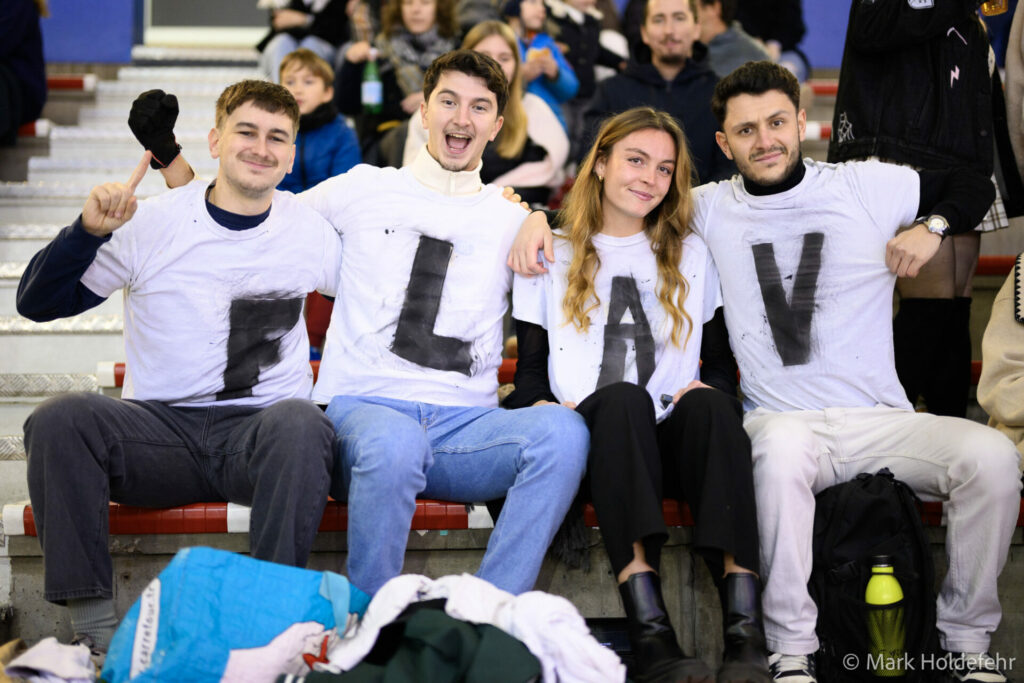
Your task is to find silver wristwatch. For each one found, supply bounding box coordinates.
[922,215,949,239]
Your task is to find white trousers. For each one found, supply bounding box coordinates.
[743,406,1021,655]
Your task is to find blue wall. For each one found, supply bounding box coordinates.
[39,0,848,69]
[802,0,849,71]
[41,0,138,63]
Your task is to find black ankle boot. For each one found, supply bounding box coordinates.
[716,573,770,683]
[619,571,715,683]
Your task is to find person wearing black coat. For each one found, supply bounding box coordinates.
[0,0,47,146]
[828,0,1024,420]
[580,0,735,183]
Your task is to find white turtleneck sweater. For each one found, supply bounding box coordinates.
[299,147,530,407]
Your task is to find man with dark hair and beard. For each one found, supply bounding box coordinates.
[511,60,1021,683]
[579,0,735,184]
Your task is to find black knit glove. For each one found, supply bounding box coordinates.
[128,89,181,169]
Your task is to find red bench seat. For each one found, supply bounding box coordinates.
[6,498,1022,539]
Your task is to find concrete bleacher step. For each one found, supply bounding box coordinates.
[0,225,62,260]
[45,124,212,155]
[0,373,101,435]
[0,180,166,224]
[115,66,261,84]
[23,162,213,189]
[27,155,219,181]
[1,314,125,374]
[130,45,260,66]
[92,82,225,111]
[75,105,215,127]
[0,405,37,440]
[0,435,24,461]
[0,284,122,318]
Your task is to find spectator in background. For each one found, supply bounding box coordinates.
[582,0,735,183]
[503,0,580,131]
[735,0,808,81]
[979,1,1024,486]
[696,0,770,78]
[336,0,457,163]
[0,0,47,146]
[257,0,351,83]
[279,49,361,194]
[980,0,1018,68]
[1007,1,1024,175]
[978,253,1024,481]
[547,0,629,156]
[404,21,569,205]
[278,49,361,357]
[828,0,1023,419]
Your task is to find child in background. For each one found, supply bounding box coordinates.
[279,48,361,193]
[279,48,362,357]
[503,0,579,132]
[545,0,628,160]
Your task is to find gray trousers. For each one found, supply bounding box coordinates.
[23,392,335,604]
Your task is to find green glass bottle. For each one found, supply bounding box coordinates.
[866,555,906,678]
[361,47,383,115]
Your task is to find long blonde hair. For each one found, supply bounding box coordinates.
[561,107,695,346]
[461,21,527,159]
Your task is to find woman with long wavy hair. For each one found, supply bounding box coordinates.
[506,107,769,683]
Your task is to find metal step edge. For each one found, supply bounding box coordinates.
[0,225,62,240]
[0,435,26,461]
[0,373,98,397]
[0,314,123,334]
[0,262,26,280]
[0,181,162,199]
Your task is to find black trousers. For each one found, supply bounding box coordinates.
[575,382,760,581]
[24,392,335,604]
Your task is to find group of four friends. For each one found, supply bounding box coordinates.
[16,47,1022,683]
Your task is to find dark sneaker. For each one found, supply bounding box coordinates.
[767,653,817,682]
[949,652,1008,683]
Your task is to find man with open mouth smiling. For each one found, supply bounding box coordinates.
[303,49,590,599]
[423,65,502,172]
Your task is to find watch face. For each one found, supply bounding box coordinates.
[927,217,948,235]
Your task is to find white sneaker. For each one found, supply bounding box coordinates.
[767,652,817,682]
[950,652,1008,683]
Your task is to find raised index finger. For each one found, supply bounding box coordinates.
[127,151,152,193]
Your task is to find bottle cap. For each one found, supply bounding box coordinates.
[871,554,893,567]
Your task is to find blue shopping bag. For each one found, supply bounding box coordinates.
[101,547,369,682]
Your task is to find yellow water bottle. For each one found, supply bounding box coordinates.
[866,555,905,677]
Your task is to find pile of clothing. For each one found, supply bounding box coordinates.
[4,548,625,683]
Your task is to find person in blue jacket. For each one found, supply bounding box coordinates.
[278,48,361,193]
[503,0,579,132]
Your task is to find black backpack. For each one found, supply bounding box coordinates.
[809,469,939,682]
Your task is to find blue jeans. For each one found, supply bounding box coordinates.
[326,395,589,595]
